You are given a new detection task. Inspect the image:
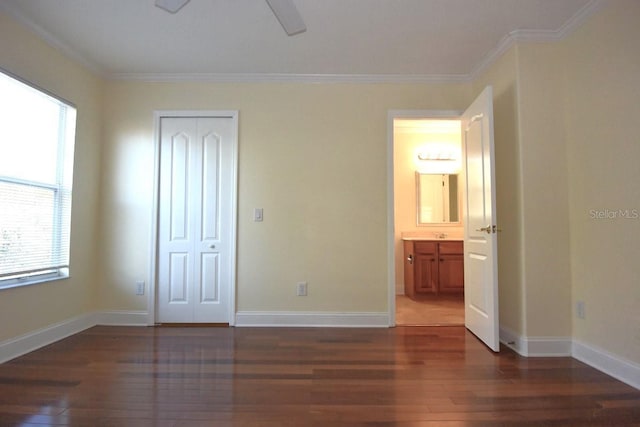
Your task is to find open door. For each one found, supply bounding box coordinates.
[461,86,500,351]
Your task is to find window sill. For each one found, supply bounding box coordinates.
[0,272,70,291]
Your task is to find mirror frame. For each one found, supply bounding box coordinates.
[416,172,461,226]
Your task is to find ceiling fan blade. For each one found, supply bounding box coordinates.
[155,0,190,14]
[265,0,307,36]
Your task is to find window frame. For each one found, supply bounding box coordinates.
[0,68,76,290]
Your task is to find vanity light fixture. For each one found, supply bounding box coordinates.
[417,151,457,161]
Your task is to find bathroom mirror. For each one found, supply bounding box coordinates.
[416,173,460,224]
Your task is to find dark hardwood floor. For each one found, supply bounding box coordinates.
[0,326,638,426]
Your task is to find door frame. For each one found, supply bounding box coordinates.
[147,110,239,326]
[387,110,462,326]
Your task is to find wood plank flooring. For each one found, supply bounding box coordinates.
[0,326,638,426]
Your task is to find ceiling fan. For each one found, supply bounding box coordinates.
[155,0,306,36]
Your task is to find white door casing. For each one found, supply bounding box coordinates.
[461,87,500,351]
[156,114,237,323]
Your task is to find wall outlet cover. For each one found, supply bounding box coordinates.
[296,282,307,296]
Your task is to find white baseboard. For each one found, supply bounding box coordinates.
[573,339,640,390]
[235,311,389,327]
[2,312,637,391]
[499,326,525,353]
[0,310,388,364]
[94,310,149,326]
[500,326,571,356]
[0,312,95,364]
[0,310,149,364]
[525,336,573,357]
[500,327,638,390]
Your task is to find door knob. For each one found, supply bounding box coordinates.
[475,225,502,234]
[407,254,413,264]
[209,244,216,249]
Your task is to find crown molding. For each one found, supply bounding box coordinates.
[0,2,107,78]
[469,0,605,80]
[107,72,471,84]
[555,0,607,39]
[2,0,606,85]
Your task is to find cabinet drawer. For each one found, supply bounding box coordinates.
[438,241,463,254]
[414,241,437,254]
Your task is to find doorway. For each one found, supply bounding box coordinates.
[389,112,465,326]
[150,111,238,325]
[388,87,500,352]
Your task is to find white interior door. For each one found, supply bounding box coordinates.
[157,116,236,323]
[461,86,500,351]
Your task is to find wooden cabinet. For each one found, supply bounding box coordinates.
[403,240,463,297]
[412,241,437,294]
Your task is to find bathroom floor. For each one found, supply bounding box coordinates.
[396,294,464,326]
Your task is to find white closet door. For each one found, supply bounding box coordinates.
[157,116,234,323]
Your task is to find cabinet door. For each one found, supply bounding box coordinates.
[438,253,464,293]
[415,253,438,294]
[438,241,464,294]
[413,241,438,294]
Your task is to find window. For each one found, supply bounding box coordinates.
[0,70,76,289]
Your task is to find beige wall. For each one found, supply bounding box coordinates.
[0,12,103,341]
[1,1,637,369]
[517,41,573,338]
[472,0,639,365]
[563,0,640,363]
[99,81,470,314]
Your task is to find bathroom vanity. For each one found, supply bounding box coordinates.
[403,239,464,298]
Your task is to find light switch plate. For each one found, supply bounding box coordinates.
[135,281,145,296]
[253,208,263,222]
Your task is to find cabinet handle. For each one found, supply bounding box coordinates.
[407,254,413,264]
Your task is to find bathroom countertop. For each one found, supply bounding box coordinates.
[401,236,463,241]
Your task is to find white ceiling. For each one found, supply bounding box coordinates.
[0,0,597,81]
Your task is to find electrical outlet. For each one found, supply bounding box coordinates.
[576,301,585,319]
[296,282,307,296]
[136,280,145,296]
